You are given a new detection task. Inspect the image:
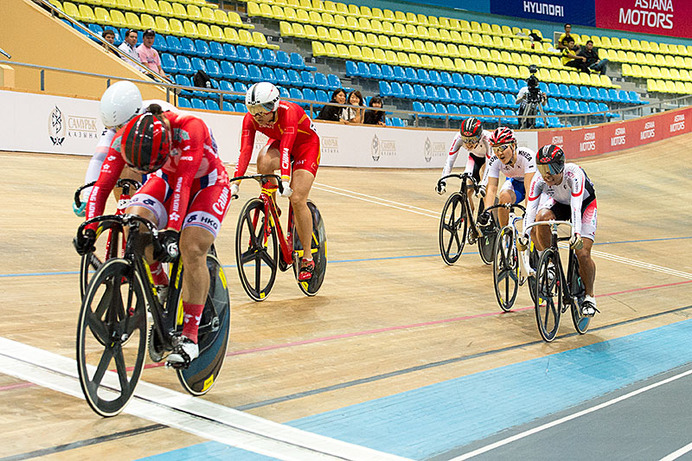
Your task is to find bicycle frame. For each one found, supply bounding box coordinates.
[439,172,482,231]
[490,203,532,283]
[257,183,295,268]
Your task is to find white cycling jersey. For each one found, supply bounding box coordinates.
[440,129,491,178]
[482,146,537,184]
[524,163,597,238]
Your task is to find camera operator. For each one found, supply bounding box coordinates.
[516,66,547,129]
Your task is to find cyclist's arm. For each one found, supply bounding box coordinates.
[234,114,257,179]
[483,177,499,209]
[523,176,544,236]
[569,169,587,236]
[277,110,302,181]
[85,142,126,225]
[442,134,463,178]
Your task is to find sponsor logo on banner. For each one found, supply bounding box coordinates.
[48,106,66,146]
[640,120,656,140]
[490,0,595,27]
[670,113,685,133]
[370,134,396,162]
[579,131,597,153]
[321,136,339,155]
[551,135,564,146]
[371,134,380,161]
[596,0,691,39]
[423,138,447,163]
[611,127,627,146]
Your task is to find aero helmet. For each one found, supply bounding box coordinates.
[489,126,516,146]
[245,82,281,115]
[120,112,171,173]
[100,81,143,128]
[536,144,565,176]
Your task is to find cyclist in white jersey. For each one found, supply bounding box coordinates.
[523,144,598,316]
[436,118,491,213]
[480,127,536,228]
[74,81,176,215]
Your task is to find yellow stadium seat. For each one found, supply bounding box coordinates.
[303,24,318,40]
[353,31,366,44]
[124,11,142,29]
[359,5,372,18]
[685,81,692,93]
[602,74,618,88]
[384,49,397,63]
[660,67,672,79]
[207,24,223,41]
[94,7,110,24]
[491,35,503,48]
[479,47,491,60]
[117,0,134,12]
[399,37,413,53]
[223,26,239,43]
[457,45,470,58]
[295,9,309,22]
[486,61,499,76]
[347,3,358,16]
[357,17,371,32]
[107,8,126,26]
[480,22,491,34]
[341,29,354,44]
[449,30,462,43]
[255,3,271,17]
[446,43,460,57]
[308,11,322,24]
[419,54,433,69]
[393,51,408,67]
[475,60,488,74]
[670,68,681,81]
[371,7,383,19]
[324,42,338,57]
[156,0,173,16]
[235,28,252,45]
[377,34,391,49]
[454,58,466,73]
[311,41,326,57]
[411,39,424,54]
[407,53,421,67]
[183,20,199,38]
[362,46,375,62]
[348,44,362,60]
[501,25,512,36]
[334,2,348,15]
[664,80,676,92]
[380,8,394,21]
[141,13,157,30]
[372,47,386,64]
[185,4,200,21]
[468,21,481,33]
[435,42,448,56]
[316,25,329,41]
[49,0,63,11]
[507,64,520,77]
[336,43,349,59]
[441,57,455,71]
[78,4,96,22]
[279,21,293,37]
[62,1,80,18]
[665,55,676,67]
[467,46,480,60]
[167,17,183,35]
[497,63,510,77]
[322,0,336,13]
[171,2,187,18]
[344,15,357,29]
[197,22,212,40]
[320,12,333,26]
[365,33,378,48]
[438,16,450,29]
[467,59,479,74]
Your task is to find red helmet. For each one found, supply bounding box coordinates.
[489,126,516,146]
[121,112,170,173]
[536,144,565,175]
[460,117,483,138]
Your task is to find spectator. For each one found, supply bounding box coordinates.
[316,88,346,122]
[363,96,386,126]
[578,40,608,74]
[137,29,166,77]
[556,23,575,51]
[101,29,115,51]
[561,38,589,73]
[193,69,211,89]
[118,29,141,68]
[342,90,364,124]
[516,73,547,129]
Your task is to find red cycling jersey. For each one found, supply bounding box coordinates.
[234,100,320,180]
[86,110,228,232]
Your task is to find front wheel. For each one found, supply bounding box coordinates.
[76,258,147,417]
[438,192,468,265]
[477,201,498,265]
[492,227,518,312]
[569,252,591,335]
[235,198,279,301]
[534,248,562,342]
[293,201,327,296]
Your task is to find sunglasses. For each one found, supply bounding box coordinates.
[492,144,511,153]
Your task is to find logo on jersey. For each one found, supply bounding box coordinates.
[49,106,66,146]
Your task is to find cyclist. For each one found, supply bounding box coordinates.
[74,103,231,367]
[74,80,175,216]
[522,144,598,316]
[480,127,537,228]
[232,82,320,282]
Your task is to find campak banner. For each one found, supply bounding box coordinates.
[490,0,596,27]
[595,0,692,39]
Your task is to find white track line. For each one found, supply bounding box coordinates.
[0,337,410,461]
[450,367,692,460]
[314,183,691,280]
[660,441,692,461]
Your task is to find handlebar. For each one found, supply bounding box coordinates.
[484,203,525,215]
[73,178,142,208]
[77,213,159,239]
[437,173,479,191]
[231,174,285,194]
[524,220,573,242]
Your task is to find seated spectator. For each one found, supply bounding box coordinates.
[118,29,141,68]
[193,69,211,89]
[101,29,116,52]
[316,88,346,122]
[137,29,166,77]
[578,40,608,74]
[342,90,365,124]
[561,38,589,73]
[556,23,575,51]
[363,96,386,126]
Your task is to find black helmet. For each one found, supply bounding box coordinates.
[460,117,483,146]
[536,144,565,176]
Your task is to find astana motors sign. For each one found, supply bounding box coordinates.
[596,0,692,39]
[619,0,673,29]
[48,105,99,146]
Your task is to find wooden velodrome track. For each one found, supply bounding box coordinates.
[1,132,691,460]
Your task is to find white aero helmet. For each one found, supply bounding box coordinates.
[100,80,143,128]
[245,82,280,115]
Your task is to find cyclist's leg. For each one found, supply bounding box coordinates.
[290,169,316,261]
[464,155,480,214]
[532,207,556,251]
[576,200,597,313]
[497,179,519,228]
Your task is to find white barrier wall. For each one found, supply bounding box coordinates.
[0,90,539,168]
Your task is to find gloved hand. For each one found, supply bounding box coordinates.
[516,235,529,251]
[477,211,491,227]
[155,230,180,262]
[73,228,96,255]
[570,233,584,250]
[435,180,446,195]
[476,184,486,198]
[230,183,239,200]
[73,200,86,217]
[279,180,293,198]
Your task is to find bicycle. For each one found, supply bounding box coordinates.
[527,220,591,342]
[75,214,231,417]
[436,173,498,265]
[73,178,141,300]
[234,174,327,301]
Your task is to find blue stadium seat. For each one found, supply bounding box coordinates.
[579,86,591,100]
[289,87,304,103]
[413,84,426,100]
[233,82,248,100]
[206,99,220,111]
[275,68,289,86]
[191,57,207,73]
[429,70,442,86]
[191,98,206,110]
[369,63,382,80]
[426,86,439,101]
[345,61,358,77]
[412,100,425,114]
[222,101,233,112]
[547,116,563,128]
[628,90,644,104]
[447,104,461,120]
[381,64,394,81]
[176,55,194,75]
[548,97,560,113]
[235,102,247,113]
[589,87,600,100]
[558,98,570,113]
[195,40,210,58]
[357,62,370,78]
[435,103,448,118]
[166,36,182,54]
[289,52,305,69]
[547,83,560,98]
[598,102,616,118]
[482,107,497,124]
[209,41,224,60]
[578,101,590,113]
[180,37,196,56]
[402,83,415,99]
[463,74,476,89]
[504,109,518,127]
[161,53,178,74]
[178,96,191,108]
[483,92,497,107]
[424,102,438,119]
[494,108,507,123]
[222,43,237,61]
[568,100,579,113]
[314,72,329,90]
[569,85,581,99]
[276,50,291,67]
[495,77,508,93]
[392,117,404,127]
[460,89,473,105]
[261,67,277,84]
[236,45,251,62]
[379,81,392,97]
[220,60,235,79]
[449,88,462,104]
[249,47,263,64]
[262,48,277,66]
[327,73,341,90]
[390,82,403,98]
[485,76,497,91]
[405,67,417,82]
[315,89,329,104]
[459,105,471,116]
[440,71,453,87]
[437,86,450,101]
[417,69,431,84]
[302,88,316,105]
[205,59,222,79]
[494,93,507,107]
[539,82,548,95]
[176,75,193,96]
[247,64,262,82]
[474,75,486,90]
[618,90,630,104]
[608,89,621,102]
[472,90,484,106]
[392,66,406,82]
[234,62,250,81]
[452,73,464,87]
[505,78,518,93]
[219,80,234,100]
[300,70,315,87]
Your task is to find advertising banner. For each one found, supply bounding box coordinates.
[595,0,692,40]
[489,0,596,27]
[537,107,691,159]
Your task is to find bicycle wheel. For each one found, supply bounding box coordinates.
[478,208,498,265]
[76,258,147,417]
[438,192,468,265]
[79,226,123,300]
[235,197,279,301]
[569,252,591,335]
[293,201,327,296]
[177,252,231,395]
[492,227,519,312]
[534,248,562,342]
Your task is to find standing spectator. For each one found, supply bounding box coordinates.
[316,88,346,122]
[562,38,589,73]
[556,23,575,51]
[118,29,141,68]
[137,29,165,77]
[363,96,386,126]
[342,90,364,124]
[578,40,609,74]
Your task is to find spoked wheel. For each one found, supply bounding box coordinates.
[76,258,147,417]
[492,227,519,312]
[527,246,539,306]
[235,197,279,301]
[79,226,123,300]
[292,201,327,296]
[177,252,231,395]
[534,249,562,342]
[438,192,468,265]
[569,253,591,335]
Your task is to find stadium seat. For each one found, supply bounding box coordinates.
[236,45,251,62]
[248,64,262,82]
[235,102,247,113]
[274,68,289,86]
[178,96,191,108]
[327,73,341,90]
[205,99,220,111]
[161,53,178,74]
[234,62,250,81]
[176,55,194,75]
[191,98,206,110]
[314,72,329,90]
[195,40,210,58]
[390,82,403,98]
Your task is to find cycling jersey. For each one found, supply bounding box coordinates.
[483,146,537,183]
[524,163,597,239]
[235,100,320,180]
[440,130,491,181]
[86,110,229,234]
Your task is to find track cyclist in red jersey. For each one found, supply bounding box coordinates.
[232,82,321,282]
[523,145,598,317]
[74,103,231,367]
